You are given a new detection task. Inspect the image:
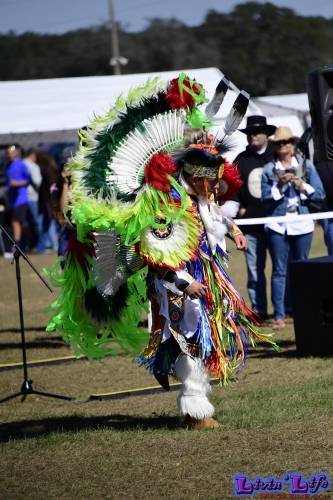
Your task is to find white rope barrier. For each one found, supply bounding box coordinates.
[234,211,333,226]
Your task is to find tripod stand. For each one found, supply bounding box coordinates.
[0,223,73,403]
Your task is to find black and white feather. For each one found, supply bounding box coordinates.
[224,90,250,136]
[92,231,127,297]
[205,77,230,119]
[92,231,143,297]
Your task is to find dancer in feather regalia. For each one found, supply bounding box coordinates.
[48,73,277,429]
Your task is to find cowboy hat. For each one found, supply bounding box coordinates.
[239,115,276,136]
[270,126,298,142]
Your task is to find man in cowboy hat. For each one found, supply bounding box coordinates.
[233,115,276,320]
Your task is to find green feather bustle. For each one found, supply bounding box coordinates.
[72,177,188,247]
[46,253,149,358]
[47,176,188,358]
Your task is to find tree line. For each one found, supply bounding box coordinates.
[1,2,333,96]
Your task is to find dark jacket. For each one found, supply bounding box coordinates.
[234,144,275,233]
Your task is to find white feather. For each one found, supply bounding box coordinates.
[141,219,189,256]
[106,110,185,196]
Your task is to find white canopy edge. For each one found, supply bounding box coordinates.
[0,68,308,161]
[0,67,260,135]
[255,93,309,113]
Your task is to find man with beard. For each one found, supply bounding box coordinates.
[234,116,276,320]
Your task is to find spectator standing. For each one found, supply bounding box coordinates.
[261,126,325,329]
[36,152,59,253]
[0,149,12,256]
[234,116,276,320]
[23,148,42,250]
[5,145,30,251]
[50,163,73,266]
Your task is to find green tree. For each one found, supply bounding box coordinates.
[0,2,332,96]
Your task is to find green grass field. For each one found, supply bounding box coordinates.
[0,226,332,499]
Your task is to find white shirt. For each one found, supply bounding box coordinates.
[265,157,315,235]
[24,158,42,203]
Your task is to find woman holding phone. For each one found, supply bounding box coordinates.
[261,126,325,329]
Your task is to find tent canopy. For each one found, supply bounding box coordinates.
[0,68,308,160]
[0,67,259,134]
[255,93,309,113]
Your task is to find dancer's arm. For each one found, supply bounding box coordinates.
[159,268,207,298]
[222,215,248,251]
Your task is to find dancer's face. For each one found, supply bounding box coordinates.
[190,175,227,202]
[187,175,217,198]
[188,176,207,196]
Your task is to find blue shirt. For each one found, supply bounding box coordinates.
[6,158,30,208]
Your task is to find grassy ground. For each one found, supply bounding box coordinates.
[0,226,332,499]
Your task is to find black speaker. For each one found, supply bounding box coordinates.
[289,256,333,355]
[306,65,333,163]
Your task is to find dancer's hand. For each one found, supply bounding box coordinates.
[234,233,248,251]
[185,280,208,299]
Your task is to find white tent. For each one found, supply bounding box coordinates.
[253,93,310,130]
[255,93,309,114]
[0,68,309,160]
[0,68,226,134]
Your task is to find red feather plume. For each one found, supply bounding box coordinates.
[221,162,243,200]
[166,77,201,110]
[144,152,176,192]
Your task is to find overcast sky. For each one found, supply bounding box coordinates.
[0,0,332,35]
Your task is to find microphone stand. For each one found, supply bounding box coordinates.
[0,223,73,403]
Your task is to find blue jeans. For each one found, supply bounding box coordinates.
[36,212,58,252]
[27,200,40,249]
[245,231,267,314]
[266,229,313,320]
[320,204,333,256]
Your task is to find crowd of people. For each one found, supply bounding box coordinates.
[235,116,328,330]
[0,114,331,333]
[0,144,69,258]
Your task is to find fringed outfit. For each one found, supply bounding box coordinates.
[47,72,277,423]
[138,194,275,418]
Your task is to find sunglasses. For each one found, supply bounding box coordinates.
[275,139,294,146]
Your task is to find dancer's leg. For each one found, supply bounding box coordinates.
[174,354,218,428]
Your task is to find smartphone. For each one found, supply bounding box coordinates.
[274,166,296,177]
